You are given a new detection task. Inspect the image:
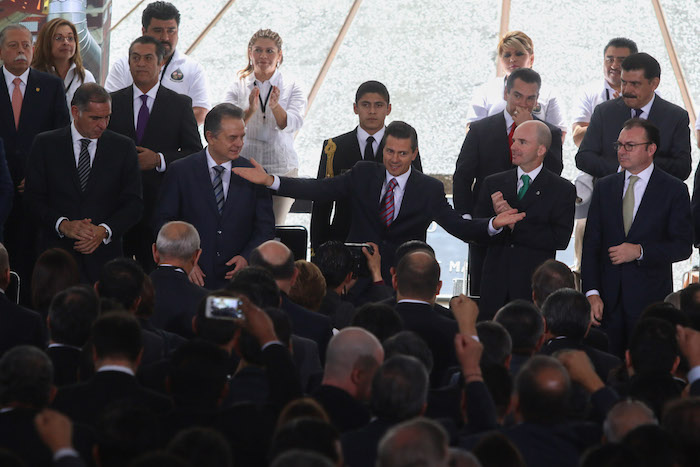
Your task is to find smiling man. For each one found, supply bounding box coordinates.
[156,103,274,290]
[233,121,525,283]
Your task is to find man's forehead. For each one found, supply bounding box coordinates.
[385,136,411,147]
[2,29,31,45]
[146,18,178,30]
[358,93,388,104]
[604,46,631,57]
[509,79,539,94]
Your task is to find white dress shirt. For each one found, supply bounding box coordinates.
[132,83,166,171]
[206,148,232,201]
[357,126,385,160]
[380,167,412,221]
[632,93,655,119]
[517,164,543,192]
[3,66,29,100]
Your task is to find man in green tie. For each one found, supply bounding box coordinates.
[474,120,576,319]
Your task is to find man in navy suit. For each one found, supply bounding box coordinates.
[156,103,275,290]
[582,119,692,355]
[234,121,525,282]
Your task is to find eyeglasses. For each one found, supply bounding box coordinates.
[613,141,652,151]
[53,35,75,43]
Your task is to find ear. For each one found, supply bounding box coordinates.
[46,315,51,331]
[48,385,58,404]
[193,249,203,267]
[132,296,142,313]
[392,273,398,292]
[435,280,442,297]
[164,376,171,394]
[528,53,535,67]
[343,272,354,287]
[504,353,512,370]
[141,26,147,35]
[386,103,392,115]
[671,355,681,375]
[191,315,198,335]
[152,244,159,264]
[353,102,359,115]
[289,267,300,287]
[650,77,660,90]
[93,281,100,295]
[534,333,546,352]
[134,348,144,369]
[624,350,632,369]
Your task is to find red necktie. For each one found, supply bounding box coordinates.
[380,178,398,227]
[508,123,516,163]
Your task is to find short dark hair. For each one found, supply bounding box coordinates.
[506,68,541,92]
[96,404,161,467]
[393,240,435,267]
[371,355,428,420]
[97,258,145,311]
[494,300,544,352]
[204,103,245,141]
[621,52,661,80]
[382,121,418,152]
[142,1,180,28]
[531,259,575,307]
[0,346,53,408]
[476,321,513,367]
[91,312,143,362]
[352,303,403,342]
[314,241,353,289]
[355,80,389,104]
[249,246,296,280]
[622,118,660,150]
[541,288,591,340]
[272,450,334,467]
[628,318,678,373]
[238,307,291,364]
[168,340,230,406]
[48,286,99,347]
[604,37,638,55]
[515,355,571,424]
[226,266,281,308]
[680,283,700,315]
[395,251,440,301]
[383,330,433,373]
[662,398,700,467]
[71,82,111,110]
[31,247,80,316]
[270,418,340,465]
[168,427,233,467]
[129,35,166,62]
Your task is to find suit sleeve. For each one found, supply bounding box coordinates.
[240,182,275,258]
[310,140,333,252]
[639,181,692,266]
[262,343,302,412]
[154,162,183,233]
[277,169,353,202]
[453,132,479,215]
[581,183,604,293]
[575,106,619,178]
[654,109,691,181]
[101,139,143,237]
[692,160,700,246]
[432,180,490,243]
[0,139,13,233]
[52,80,70,129]
[544,126,564,175]
[161,97,203,166]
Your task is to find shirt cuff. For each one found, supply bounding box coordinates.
[156,152,166,172]
[269,175,281,191]
[688,366,700,385]
[55,217,68,237]
[462,213,473,220]
[638,244,643,260]
[586,290,600,297]
[99,223,112,245]
[487,218,503,236]
[54,448,79,461]
[470,335,480,342]
[261,340,283,350]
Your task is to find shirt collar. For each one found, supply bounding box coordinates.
[503,108,515,132]
[625,162,654,183]
[70,121,97,144]
[602,79,616,97]
[205,147,232,171]
[397,299,432,306]
[357,125,386,143]
[385,166,412,189]
[3,66,30,88]
[132,81,160,101]
[97,364,135,376]
[251,68,282,87]
[639,93,655,116]
[517,163,543,182]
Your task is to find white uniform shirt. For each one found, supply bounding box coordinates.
[571,79,617,124]
[61,63,95,109]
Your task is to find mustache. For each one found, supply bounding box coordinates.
[14,54,28,62]
[622,94,637,99]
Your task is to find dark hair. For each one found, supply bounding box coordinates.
[96,404,161,467]
[662,398,700,467]
[476,321,512,367]
[238,307,291,365]
[541,288,591,340]
[371,355,428,420]
[383,330,433,373]
[622,118,661,150]
[142,1,180,28]
[471,432,525,467]
[395,251,440,301]
[168,427,233,467]
[71,82,111,110]
[129,35,166,62]
[136,275,155,319]
[271,450,334,467]
[494,300,543,352]
[621,52,661,80]
[393,240,435,267]
[641,302,690,327]
[226,266,281,308]
[97,258,146,311]
[195,290,238,345]
[621,425,676,467]
[129,452,190,467]
[31,247,80,317]
[48,285,99,347]
[314,241,353,289]
[531,259,575,307]
[168,340,230,407]
[249,246,296,280]
[628,318,678,373]
[604,37,638,55]
[355,80,390,104]
[382,121,418,151]
[91,312,143,362]
[270,418,340,465]
[506,67,541,92]
[277,397,330,430]
[515,355,571,424]
[0,346,53,408]
[352,303,403,342]
[680,283,700,315]
[204,103,245,141]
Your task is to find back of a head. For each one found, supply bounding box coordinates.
[393,240,435,267]
[0,243,9,289]
[621,424,676,467]
[641,302,690,328]
[249,241,296,281]
[238,307,291,365]
[91,311,143,363]
[662,397,700,467]
[679,283,700,315]
[531,259,574,307]
[448,448,482,467]
[541,288,590,340]
[377,417,449,467]
[168,427,233,467]
[97,258,145,311]
[277,397,330,430]
[96,403,161,467]
[383,330,434,373]
[314,241,353,289]
[515,355,571,424]
[396,251,440,301]
[226,266,281,308]
[272,449,334,467]
[155,221,200,262]
[471,432,525,467]
[580,444,640,467]
[269,418,340,466]
[48,285,99,347]
[476,321,512,367]
[324,327,382,382]
[371,355,429,421]
[352,303,403,342]
[288,260,326,311]
[31,247,80,314]
[628,318,678,374]
[494,300,543,353]
[128,452,190,467]
[0,345,53,409]
[168,339,229,406]
[603,399,657,443]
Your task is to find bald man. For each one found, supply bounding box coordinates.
[313,326,384,433]
[474,120,576,319]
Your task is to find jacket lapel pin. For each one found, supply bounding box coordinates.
[36,88,40,92]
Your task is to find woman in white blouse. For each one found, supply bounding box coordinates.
[225,29,306,225]
[31,18,95,110]
[466,31,566,138]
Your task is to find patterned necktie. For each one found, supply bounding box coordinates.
[508,123,516,162]
[365,136,375,162]
[623,175,639,235]
[380,178,398,227]
[633,108,643,118]
[517,174,531,200]
[77,139,91,192]
[212,165,225,214]
[11,78,22,129]
[135,94,150,144]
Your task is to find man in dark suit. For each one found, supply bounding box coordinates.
[150,221,207,338]
[156,103,275,290]
[0,25,70,296]
[474,120,575,318]
[454,68,563,298]
[234,121,525,282]
[0,139,13,242]
[25,83,143,283]
[311,81,422,253]
[108,36,202,272]
[576,53,691,181]
[582,119,692,356]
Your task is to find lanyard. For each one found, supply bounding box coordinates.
[159,53,175,83]
[255,82,273,121]
[605,88,610,101]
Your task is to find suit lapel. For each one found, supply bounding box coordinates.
[627,167,658,237]
[490,113,511,167]
[123,86,137,139]
[348,127,363,165]
[20,70,42,131]
[144,86,167,141]
[517,168,548,210]
[371,164,386,225]
[0,68,14,133]
[394,170,418,223]
[62,127,83,193]
[501,169,519,207]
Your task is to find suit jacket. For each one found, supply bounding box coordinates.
[311,127,422,251]
[341,417,396,467]
[690,160,700,245]
[318,288,356,329]
[0,293,45,357]
[582,167,692,319]
[24,127,143,282]
[156,150,275,289]
[475,167,575,317]
[0,138,13,237]
[149,265,208,339]
[453,113,563,215]
[108,85,202,225]
[45,345,94,387]
[279,161,489,281]
[576,96,691,180]
[313,384,371,433]
[281,293,332,362]
[539,337,621,381]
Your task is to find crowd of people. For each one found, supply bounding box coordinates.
[0,1,700,466]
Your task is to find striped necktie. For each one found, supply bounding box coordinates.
[77,139,91,192]
[380,178,398,227]
[212,165,225,214]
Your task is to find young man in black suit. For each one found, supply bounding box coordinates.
[108,36,202,272]
[475,120,575,318]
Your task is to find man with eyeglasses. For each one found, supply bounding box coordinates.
[582,118,692,356]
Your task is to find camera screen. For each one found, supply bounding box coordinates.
[206,296,243,320]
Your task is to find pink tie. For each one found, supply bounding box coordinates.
[11,78,22,129]
[380,178,398,227]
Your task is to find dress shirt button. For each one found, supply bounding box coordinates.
[217,230,222,234]
[217,252,221,257]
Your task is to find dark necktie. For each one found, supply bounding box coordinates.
[365,136,375,162]
[380,178,398,227]
[77,138,91,192]
[508,123,516,162]
[633,108,643,118]
[212,165,225,214]
[517,174,531,200]
[136,94,150,144]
